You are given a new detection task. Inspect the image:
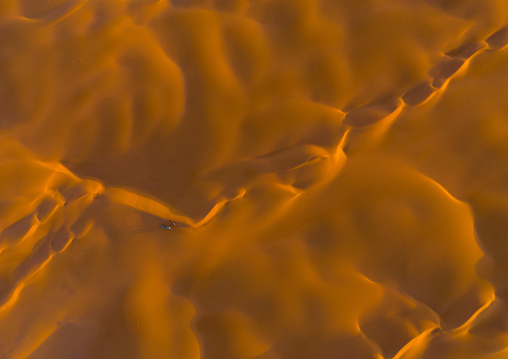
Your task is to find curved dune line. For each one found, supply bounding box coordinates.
[445,41,486,60]
[365,104,404,144]
[69,218,93,240]
[31,159,255,231]
[0,284,25,314]
[50,228,75,253]
[343,98,401,129]
[392,327,438,359]
[0,228,78,313]
[341,35,484,136]
[14,324,59,359]
[35,199,61,224]
[190,200,228,229]
[358,329,384,358]
[105,186,249,229]
[35,160,80,181]
[343,108,394,129]
[416,171,470,208]
[105,187,193,225]
[249,144,333,172]
[429,58,466,89]
[486,25,508,51]
[336,129,350,153]
[392,296,495,359]
[19,0,87,25]
[450,294,495,335]
[0,221,85,314]
[165,189,245,228]
[0,254,54,313]
[429,57,472,94]
[340,105,404,155]
[18,221,40,244]
[401,82,436,107]
[282,156,326,173]
[495,347,508,357]
[337,21,505,136]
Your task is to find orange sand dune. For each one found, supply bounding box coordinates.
[1,0,508,358]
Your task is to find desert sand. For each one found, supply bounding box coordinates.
[1,0,508,358]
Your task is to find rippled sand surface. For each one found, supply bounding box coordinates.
[2,0,508,358]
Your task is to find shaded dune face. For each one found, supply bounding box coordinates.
[1,0,508,358]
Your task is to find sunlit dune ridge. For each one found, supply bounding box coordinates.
[2,0,508,358]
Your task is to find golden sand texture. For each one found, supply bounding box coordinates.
[1,0,508,358]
